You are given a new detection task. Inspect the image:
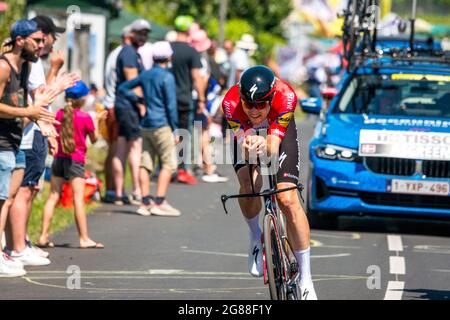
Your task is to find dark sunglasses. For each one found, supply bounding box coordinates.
[28,37,45,45]
[241,100,270,110]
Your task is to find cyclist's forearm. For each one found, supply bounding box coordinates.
[267,135,281,158]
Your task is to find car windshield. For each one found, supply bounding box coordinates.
[334,73,450,118]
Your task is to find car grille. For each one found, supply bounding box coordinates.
[423,160,450,178]
[365,157,416,176]
[360,192,450,210]
[364,157,450,178]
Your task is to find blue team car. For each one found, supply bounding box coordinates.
[301,37,450,222]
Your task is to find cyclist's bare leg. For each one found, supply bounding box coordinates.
[236,166,263,220]
[275,183,310,251]
[276,182,315,292]
[236,166,265,277]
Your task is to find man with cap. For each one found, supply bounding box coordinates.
[4,15,77,266]
[0,19,58,277]
[102,25,132,204]
[112,19,150,206]
[227,34,258,89]
[118,41,180,217]
[170,15,206,185]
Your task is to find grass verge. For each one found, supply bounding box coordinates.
[27,182,98,243]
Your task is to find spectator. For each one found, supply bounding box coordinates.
[227,34,258,89]
[207,40,226,88]
[38,81,106,249]
[6,15,77,266]
[190,29,228,183]
[84,83,98,115]
[118,41,180,217]
[102,25,132,204]
[112,19,150,206]
[138,41,153,70]
[218,39,234,87]
[170,15,206,185]
[0,19,57,277]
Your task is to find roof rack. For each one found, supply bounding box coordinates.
[340,0,449,72]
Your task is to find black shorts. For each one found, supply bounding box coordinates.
[21,131,48,187]
[178,109,195,133]
[194,112,208,130]
[233,120,300,185]
[115,104,141,141]
[51,157,85,181]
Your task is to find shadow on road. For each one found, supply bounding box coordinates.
[310,213,450,238]
[403,288,450,300]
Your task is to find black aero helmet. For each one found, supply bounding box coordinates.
[239,65,276,103]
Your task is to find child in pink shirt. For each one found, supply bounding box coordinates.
[38,81,106,249]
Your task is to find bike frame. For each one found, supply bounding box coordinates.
[221,163,304,300]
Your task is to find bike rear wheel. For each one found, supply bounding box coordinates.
[263,214,287,300]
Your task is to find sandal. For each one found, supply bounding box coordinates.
[79,242,104,249]
[36,241,55,248]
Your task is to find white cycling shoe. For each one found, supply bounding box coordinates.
[299,285,318,300]
[248,238,263,277]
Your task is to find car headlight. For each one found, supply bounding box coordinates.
[315,145,360,161]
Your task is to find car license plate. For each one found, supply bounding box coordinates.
[389,179,449,196]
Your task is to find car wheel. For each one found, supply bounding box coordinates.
[307,207,339,230]
[306,171,339,230]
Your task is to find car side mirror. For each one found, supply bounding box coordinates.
[300,97,322,114]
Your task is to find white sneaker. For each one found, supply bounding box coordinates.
[136,205,152,216]
[26,241,50,258]
[299,285,318,300]
[248,238,263,277]
[201,173,229,183]
[130,194,142,206]
[10,247,51,266]
[151,201,181,217]
[0,259,26,278]
[1,252,24,270]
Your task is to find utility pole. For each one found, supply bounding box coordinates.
[219,0,228,46]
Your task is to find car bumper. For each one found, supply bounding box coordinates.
[309,158,450,217]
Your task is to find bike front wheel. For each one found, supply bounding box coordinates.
[263,214,287,300]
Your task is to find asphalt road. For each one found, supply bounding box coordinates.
[2,118,450,300]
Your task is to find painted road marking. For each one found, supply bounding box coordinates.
[182,249,247,258]
[432,269,450,273]
[312,232,361,240]
[182,249,351,259]
[21,272,367,295]
[414,245,450,255]
[384,235,405,300]
[384,281,405,300]
[389,256,405,275]
[387,235,403,252]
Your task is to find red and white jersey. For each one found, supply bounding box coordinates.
[222,78,297,142]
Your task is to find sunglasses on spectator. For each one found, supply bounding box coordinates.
[28,37,44,45]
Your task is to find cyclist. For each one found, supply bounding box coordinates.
[222,65,317,300]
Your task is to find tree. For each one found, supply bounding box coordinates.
[0,0,26,45]
[125,0,293,62]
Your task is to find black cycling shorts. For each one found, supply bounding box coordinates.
[232,119,300,185]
